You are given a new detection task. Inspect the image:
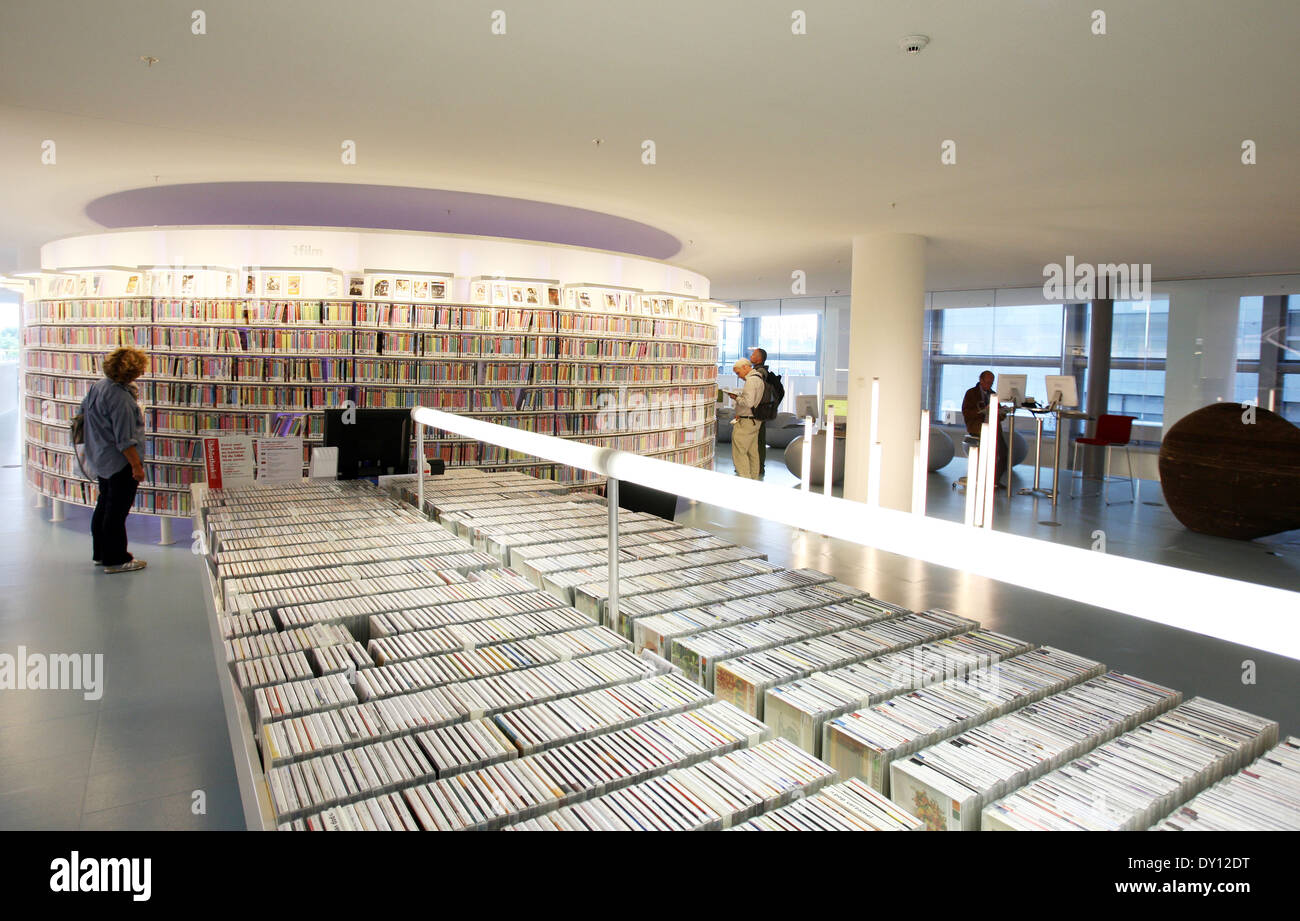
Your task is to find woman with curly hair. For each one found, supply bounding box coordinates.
[80,347,149,573]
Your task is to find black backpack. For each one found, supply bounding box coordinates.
[753,368,785,421]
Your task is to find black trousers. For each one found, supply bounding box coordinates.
[92,463,139,566]
[757,421,766,476]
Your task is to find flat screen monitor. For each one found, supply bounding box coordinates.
[323,408,412,480]
[617,481,677,521]
[1044,374,1080,408]
[997,373,1028,405]
[794,394,819,420]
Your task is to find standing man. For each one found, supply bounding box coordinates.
[726,358,765,479]
[81,346,149,573]
[961,370,1009,487]
[749,347,769,478]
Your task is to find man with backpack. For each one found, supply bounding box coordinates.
[749,348,769,477]
[726,358,766,479]
[746,347,785,479]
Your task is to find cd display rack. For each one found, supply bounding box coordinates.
[397,469,1298,832]
[21,271,718,518]
[198,470,1298,831]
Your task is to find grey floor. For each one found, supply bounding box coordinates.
[0,409,244,830]
[1,414,1295,831]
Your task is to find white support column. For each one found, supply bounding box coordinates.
[963,446,979,527]
[866,377,882,507]
[33,490,44,509]
[912,410,930,515]
[799,417,813,492]
[50,499,65,522]
[822,405,836,498]
[980,417,997,530]
[845,233,926,511]
[159,517,175,545]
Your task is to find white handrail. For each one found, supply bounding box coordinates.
[410,405,1300,661]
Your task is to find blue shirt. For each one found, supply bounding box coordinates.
[80,378,144,479]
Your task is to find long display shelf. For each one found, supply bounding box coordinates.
[191,470,1299,832]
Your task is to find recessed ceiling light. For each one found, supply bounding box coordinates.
[898,35,929,54]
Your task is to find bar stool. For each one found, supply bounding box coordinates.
[1070,414,1137,504]
[953,434,980,491]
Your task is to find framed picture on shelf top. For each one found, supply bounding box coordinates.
[372,278,390,298]
[325,274,341,297]
[413,279,429,300]
[525,285,541,306]
[547,285,561,307]
[286,274,302,296]
[225,272,236,295]
[492,282,508,305]
[77,276,88,297]
[394,277,411,299]
[244,273,257,295]
[181,273,196,296]
[428,278,448,300]
[126,274,141,295]
[471,281,489,304]
[347,275,365,297]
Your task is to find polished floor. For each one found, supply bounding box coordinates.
[0,410,244,830]
[1,413,1295,831]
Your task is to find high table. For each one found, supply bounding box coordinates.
[1011,406,1091,506]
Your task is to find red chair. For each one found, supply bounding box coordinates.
[1070,414,1137,504]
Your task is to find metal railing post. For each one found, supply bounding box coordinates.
[416,419,425,515]
[607,477,619,632]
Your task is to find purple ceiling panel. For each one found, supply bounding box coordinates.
[85,182,681,260]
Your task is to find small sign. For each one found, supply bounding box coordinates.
[257,436,304,485]
[203,436,255,489]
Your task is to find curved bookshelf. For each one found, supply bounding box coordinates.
[22,278,720,518]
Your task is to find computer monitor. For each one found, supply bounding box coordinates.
[794,394,819,420]
[997,373,1028,406]
[824,396,848,420]
[1044,374,1079,408]
[323,408,412,480]
[618,481,678,521]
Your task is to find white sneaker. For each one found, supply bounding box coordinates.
[104,560,147,574]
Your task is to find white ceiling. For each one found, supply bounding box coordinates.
[1,0,1297,299]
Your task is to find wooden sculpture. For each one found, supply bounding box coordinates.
[1158,403,1300,539]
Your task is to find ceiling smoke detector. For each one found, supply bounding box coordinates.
[899,35,929,54]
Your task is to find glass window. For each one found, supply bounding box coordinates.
[992,305,1065,357]
[0,301,18,362]
[939,307,994,355]
[1111,299,1169,359]
[758,314,819,356]
[1237,297,1263,360]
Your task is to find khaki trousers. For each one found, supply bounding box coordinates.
[732,417,761,479]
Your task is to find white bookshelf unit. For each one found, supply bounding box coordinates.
[17,228,724,520]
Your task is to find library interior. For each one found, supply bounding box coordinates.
[0,1,1297,837]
